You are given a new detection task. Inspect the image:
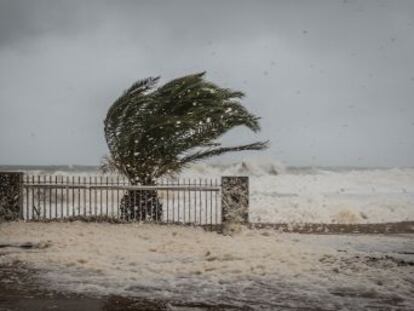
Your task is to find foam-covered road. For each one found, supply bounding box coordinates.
[1,222,413,310]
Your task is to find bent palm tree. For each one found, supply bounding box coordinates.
[104,72,268,220]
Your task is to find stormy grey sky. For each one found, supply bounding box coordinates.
[0,0,413,167]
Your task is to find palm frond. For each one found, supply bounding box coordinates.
[180,141,269,164]
[104,72,268,183]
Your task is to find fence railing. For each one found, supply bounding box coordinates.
[22,175,222,226]
[1,172,249,232]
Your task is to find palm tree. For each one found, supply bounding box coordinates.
[104,72,268,220]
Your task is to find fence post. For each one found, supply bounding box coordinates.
[0,172,24,221]
[221,176,249,234]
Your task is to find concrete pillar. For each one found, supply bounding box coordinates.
[0,172,24,221]
[221,176,248,233]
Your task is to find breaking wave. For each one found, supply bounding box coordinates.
[186,158,286,177]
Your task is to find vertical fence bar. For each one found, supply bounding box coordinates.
[154,181,158,222]
[36,175,44,218]
[56,176,59,219]
[91,176,94,217]
[24,175,27,220]
[46,176,49,219]
[105,176,109,217]
[177,179,180,223]
[215,179,219,225]
[21,175,24,220]
[210,179,213,229]
[32,175,40,220]
[93,176,97,217]
[43,176,46,219]
[133,184,137,221]
[97,176,100,217]
[18,173,23,220]
[88,176,92,216]
[205,179,208,226]
[182,179,186,224]
[110,177,114,217]
[159,183,161,223]
[63,176,66,218]
[116,176,119,219]
[145,189,149,222]
[31,176,34,219]
[39,175,43,219]
[24,176,26,219]
[36,175,40,219]
[95,176,97,217]
[154,180,158,223]
[157,183,161,223]
[129,183,132,220]
[34,175,38,219]
[147,186,150,222]
[100,176,103,217]
[43,175,46,219]
[78,176,81,216]
[199,179,202,225]
[131,183,134,221]
[61,176,64,218]
[59,176,61,219]
[54,176,57,218]
[83,177,86,217]
[186,178,189,224]
[96,176,99,217]
[22,175,24,220]
[25,176,29,220]
[187,179,191,224]
[193,179,196,224]
[37,175,40,219]
[166,179,169,223]
[56,176,63,218]
[65,176,68,218]
[71,176,74,217]
[172,180,175,223]
[48,175,51,219]
[22,175,25,220]
[138,186,141,222]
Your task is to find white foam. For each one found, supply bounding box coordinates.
[181,164,414,224]
[0,222,413,308]
[21,160,414,224]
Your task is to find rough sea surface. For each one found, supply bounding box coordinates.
[3,160,413,224]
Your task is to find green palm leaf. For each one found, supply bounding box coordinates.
[104,72,268,184]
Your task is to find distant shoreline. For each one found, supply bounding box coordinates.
[1,164,413,173]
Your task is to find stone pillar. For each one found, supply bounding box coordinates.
[0,172,24,221]
[221,176,248,234]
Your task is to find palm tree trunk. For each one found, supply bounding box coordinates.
[120,181,162,221]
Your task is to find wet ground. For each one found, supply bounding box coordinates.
[1,255,413,311]
[1,223,413,310]
[0,264,182,311]
[249,221,414,234]
[1,263,307,311]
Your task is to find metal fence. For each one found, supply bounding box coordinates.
[22,175,221,226]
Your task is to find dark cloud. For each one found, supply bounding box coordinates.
[0,0,98,46]
[0,0,413,166]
